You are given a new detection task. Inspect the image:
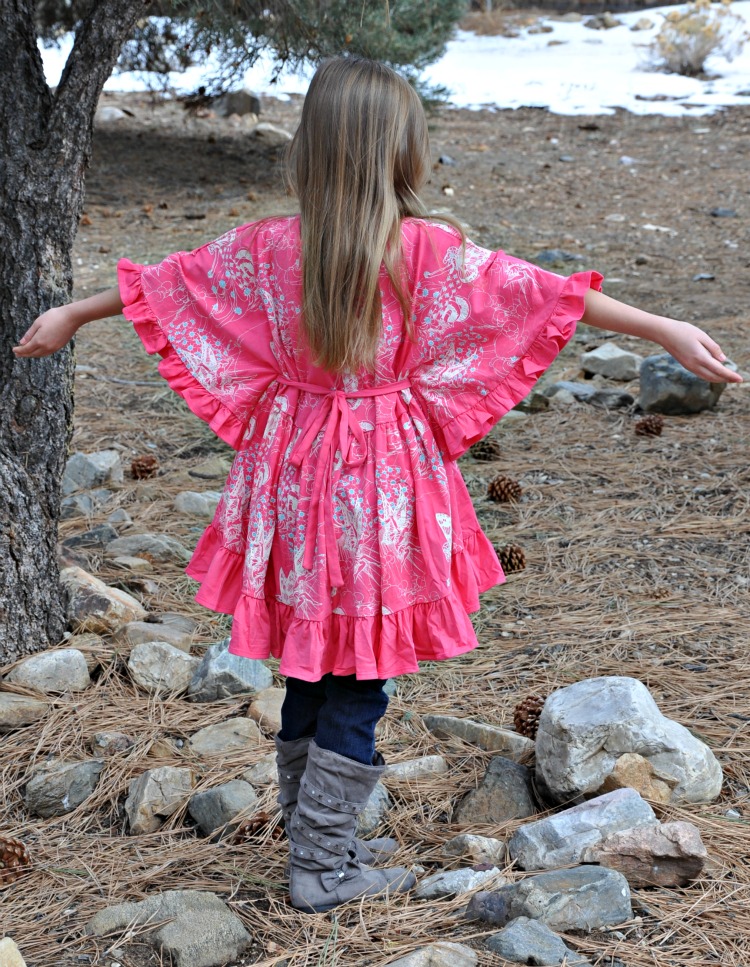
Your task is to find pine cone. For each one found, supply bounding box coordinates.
[487,474,523,504]
[635,414,664,437]
[513,695,546,740]
[496,543,526,574]
[469,437,501,462]
[0,835,31,885]
[130,454,159,479]
[233,811,283,844]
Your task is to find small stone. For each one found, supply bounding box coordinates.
[104,533,191,564]
[107,508,133,525]
[5,648,90,694]
[384,755,449,779]
[110,556,153,573]
[188,456,232,480]
[248,687,285,735]
[356,781,391,836]
[25,758,104,817]
[536,249,584,264]
[585,12,623,29]
[415,866,505,899]
[692,273,715,282]
[580,342,643,381]
[188,717,262,757]
[438,154,456,165]
[387,942,478,967]
[0,693,49,732]
[581,820,707,886]
[710,207,737,217]
[61,566,147,633]
[95,106,128,124]
[125,766,195,834]
[63,524,119,553]
[252,122,293,145]
[188,639,273,701]
[486,917,592,965]
[640,353,727,415]
[422,715,534,759]
[114,620,194,653]
[466,866,632,932]
[128,642,201,696]
[188,780,258,837]
[62,450,123,495]
[514,392,549,413]
[242,751,277,787]
[84,889,250,967]
[631,16,654,30]
[215,87,261,117]
[0,938,28,967]
[174,491,222,518]
[443,833,507,866]
[454,756,537,824]
[89,731,135,755]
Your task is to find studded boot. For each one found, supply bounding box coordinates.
[274,733,398,865]
[287,740,416,913]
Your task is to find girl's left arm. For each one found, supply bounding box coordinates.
[582,288,742,384]
[12,286,124,358]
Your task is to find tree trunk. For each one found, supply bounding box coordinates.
[0,0,145,662]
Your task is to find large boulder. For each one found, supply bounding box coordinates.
[639,353,727,414]
[535,676,723,805]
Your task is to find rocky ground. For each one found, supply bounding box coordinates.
[1,89,750,966]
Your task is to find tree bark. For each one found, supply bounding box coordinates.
[0,0,146,661]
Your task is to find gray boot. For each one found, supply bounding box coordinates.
[287,740,416,913]
[274,734,398,865]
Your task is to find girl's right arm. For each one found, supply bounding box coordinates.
[12,286,123,358]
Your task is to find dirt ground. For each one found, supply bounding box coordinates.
[2,87,750,967]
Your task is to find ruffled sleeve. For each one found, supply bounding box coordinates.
[117,225,279,450]
[404,222,602,460]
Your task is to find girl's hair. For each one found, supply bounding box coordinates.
[287,56,449,374]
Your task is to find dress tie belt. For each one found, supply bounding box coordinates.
[277,375,412,589]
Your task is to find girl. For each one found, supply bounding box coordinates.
[13,57,740,914]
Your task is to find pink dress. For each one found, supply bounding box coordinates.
[118,216,602,681]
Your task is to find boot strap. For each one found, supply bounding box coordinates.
[301,775,365,814]
[289,817,350,856]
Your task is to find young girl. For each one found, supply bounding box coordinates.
[13,57,740,914]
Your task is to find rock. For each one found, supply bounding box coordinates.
[387,942,478,967]
[498,409,528,427]
[65,632,106,671]
[584,12,623,29]
[443,833,507,866]
[356,780,391,836]
[710,207,737,218]
[631,16,654,30]
[157,612,199,635]
[535,676,723,804]
[415,866,505,900]
[422,715,534,759]
[189,456,232,480]
[188,780,258,837]
[544,380,634,408]
[0,692,49,732]
[5,648,90,694]
[84,889,250,967]
[104,533,191,564]
[95,106,128,124]
[125,766,194,834]
[438,154,456,165]
[508,788,657,870]
[107,508,133,525]
[514,391,549,413]
[63,524,119,552]
[128,641,201,696]
[0,938,27,967]
[454,756,537,824]
[174,491,222,518]
[24,758,104,817]
[188,717,262,757]
[188,639,273,701]
[63,450,123,495]
[242,751,277,786]
[640,353,727,415]
[114,620,194,653]
[61,566,147,633]
[248,687,284,734]
[598,752,674,803]
[89,731,135,755]
[385,755,449,779]
[466,866,632,932]
[580,342,643,381]
[581,820,707,887]
[215,87,261,117]
[110,555,153,572]
[252,122,293,146]
[486,917,592,965]
[60,489,114,519]
[536,249,584,264]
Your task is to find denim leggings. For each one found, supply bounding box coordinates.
[279,674,389,765]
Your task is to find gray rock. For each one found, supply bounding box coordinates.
[62,450,123,496]
[509,788,657,870]
[486,917,592,965]
[84,889,250,967]
[88,731,135,755]
[544,381,634,408]
[423,715,534,759]
[640,353,727,414]
[0,692,49,732]
[188,639,273,701]
[5,648,90,694]
[385,755,448,779]
[25,758,104,817]
[247,687,284,734]
[581,820,707,887]
[585,12,623,29]
[415,867,505,900]
[128,641,201,696]
[535,676,723,804]
[107,508,133,525]
[61,566,147,633]
[189,456,232,480]
[356,780,391,836]
[110,555,152,573]
[174,491,222,518]
[61,489,113,519]
[95,106,128,124]
[466,866,632,932]
[387,942,478,967]
[580,342,643,381]
[215,87,261,117]
[125,766,194,834]
[252,122,293,145]
[158,613,199,635]
[188,717,262,757]
[443,833,507,866]
[631,16,654,30]
[63,524,119,551]
[188,780,258,836]
[104,533,191,564]
[114,620,194,653]
[0,938,27,967]
[242,751,277,786]
[536,250,584,264]
[454,756,537,824]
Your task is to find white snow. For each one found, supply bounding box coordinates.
[39,3,750,117]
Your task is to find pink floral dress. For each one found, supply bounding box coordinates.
[118,216,602,681]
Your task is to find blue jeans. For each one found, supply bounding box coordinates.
[279,674,389,765]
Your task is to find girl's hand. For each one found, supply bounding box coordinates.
[657,318,743,384]
[12,306,82,358]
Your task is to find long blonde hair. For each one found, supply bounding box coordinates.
[287,57,447,374]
